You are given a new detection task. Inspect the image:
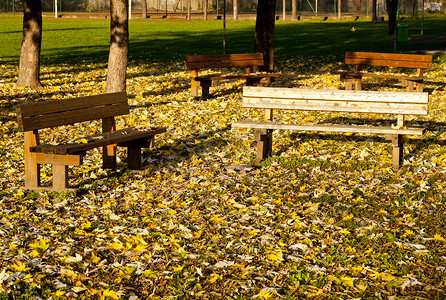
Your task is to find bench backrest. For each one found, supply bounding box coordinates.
[16,92,129,132]
[345,51,432,70]
[185,53,264,70]
[242,86,429,116]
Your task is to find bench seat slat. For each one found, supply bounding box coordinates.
[243,87,429,104]
[19,102,130,132]
[331,71,424,81]
[242,87,429,115]
[195,73,280,82]
[188,55,263,60]
[187,60,264,69]
[185,53,262,62]
[345,52,432,69]
[185,53,264,69]
[232,121,425,135]
[30,127,167,155]
[242,97,428,115]
[346,51,432,62]
[17,92,127,117]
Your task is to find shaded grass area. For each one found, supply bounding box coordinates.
[1,14,446,64]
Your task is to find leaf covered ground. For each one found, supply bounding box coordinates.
[1,56,446,299]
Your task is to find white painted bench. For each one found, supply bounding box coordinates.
[232,86,429,169]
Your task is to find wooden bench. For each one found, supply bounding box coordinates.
[16,92,166,192]
[232,86,429,170]
[185,53,280,98]
[332,52,432,92]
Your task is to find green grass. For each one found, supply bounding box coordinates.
[1,14,445,63]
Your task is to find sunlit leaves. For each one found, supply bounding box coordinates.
[10,261,30,273]
[1,56,446,299]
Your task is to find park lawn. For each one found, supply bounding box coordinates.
[1,15,446,299]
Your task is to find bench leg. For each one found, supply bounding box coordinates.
[355,78,362,90]
[191,69,199,98]
[52,164,69,191]
[103,144,117,169]
[345,79,354,90]
[102,117,117,169]
[404,80,414,92]
[416,83,423,92]
[127,144,142,170]
[387,134,404,170]
[254,129,273,165]
[191,79,200,98]
[24,131,41,188]
[25,153,40,188]
[201,80,211,99]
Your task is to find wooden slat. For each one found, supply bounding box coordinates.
[17,92,127,117]
[345,52,432,69]
[232,121,425,135]
[35,153,83,166]
[185,53,264,69]
[30,127,167,154]
[242,99,427,115]
[242,87,429,115]
[186,53,263,62]
[332,71,424,82]
[17,92,128,132]
[195,73,280,81]
[243,87,428,104]
[19,102,129,132]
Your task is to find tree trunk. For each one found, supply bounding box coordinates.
[142,0,147,18]
[292,0,297,20]
[337,0,341,20]
[187,0,191,20]
[386,0,398,35]
[17,0,42,88]
[233,0,238,20]
[372,0,377,22]
[282,0,286,20]
[105,0,129,93]
[255,0,276,72]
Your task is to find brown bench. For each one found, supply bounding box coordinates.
[232,86,429,170]
[332,51,432,92]
[185,53,280,98]
[16,92,166,192]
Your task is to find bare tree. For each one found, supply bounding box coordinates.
[255,0,276,72]
[17,0,42,88]
[105,0,129,93]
